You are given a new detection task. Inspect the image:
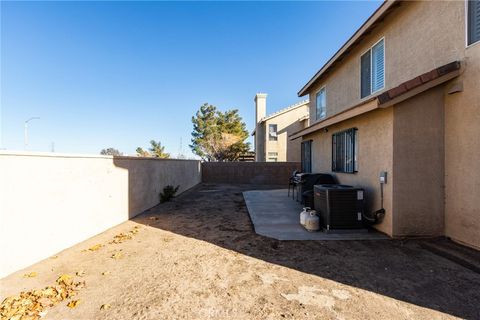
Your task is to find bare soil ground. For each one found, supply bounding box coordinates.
[1,183,479,320]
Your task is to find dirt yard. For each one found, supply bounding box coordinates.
[1,184,479,320]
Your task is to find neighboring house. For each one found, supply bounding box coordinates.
[253,93,309,162]
[290,0,480,249]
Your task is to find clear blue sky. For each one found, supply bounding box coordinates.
[1,1,381,157]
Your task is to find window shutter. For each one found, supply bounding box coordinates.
[360,51,371,98]
[469,0,480,45]
[371,39,385,92]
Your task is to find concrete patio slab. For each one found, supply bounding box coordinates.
[243,189,389,240]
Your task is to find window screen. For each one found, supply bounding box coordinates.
[360,51,371,98]
[468,0,480,45]
[301,140,312,173]
[332,128,358,173]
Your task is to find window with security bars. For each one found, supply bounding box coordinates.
[361,39,385,98]
[332,128,358,173]
[468,0,480,45]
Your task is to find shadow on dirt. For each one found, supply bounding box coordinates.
[135,183,480,320]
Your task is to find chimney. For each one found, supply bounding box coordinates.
[255,93,267,124]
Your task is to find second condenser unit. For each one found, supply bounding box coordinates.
[313,184,365,230]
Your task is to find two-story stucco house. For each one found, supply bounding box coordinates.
[253,93,309,162]
[290,0,480,249]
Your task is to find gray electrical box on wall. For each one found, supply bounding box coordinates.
[380,171,387,184]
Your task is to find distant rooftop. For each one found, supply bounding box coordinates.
[259,99,309,123]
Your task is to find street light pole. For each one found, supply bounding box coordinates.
[24,117,40,150]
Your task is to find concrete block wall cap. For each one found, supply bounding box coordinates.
[0,150,114,159]
[0,150,201,162]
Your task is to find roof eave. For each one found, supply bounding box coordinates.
[297,0,399,97]
[291,60,462,139]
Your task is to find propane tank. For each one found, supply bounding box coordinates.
[300,207,310,226]
[305,211,320,232]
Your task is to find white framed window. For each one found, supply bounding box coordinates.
[468,0,480,46]
[268,124,277,141]
[315,87,326,120]
[267,153,278,162]
[361,38,385,98]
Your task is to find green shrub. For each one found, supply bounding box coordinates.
[160,185,180,203]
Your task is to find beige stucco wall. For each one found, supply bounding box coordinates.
[0,152,201,278]
[256,104,308,162]
[444,43,480,249]
[304,108,394,236]
[307,1,465,123]
[301,0,480,248]
[392,86,445,237]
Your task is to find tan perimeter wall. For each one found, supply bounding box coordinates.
[0,152,201,278]
[202,162,300,185]
[444,44,480,249]
[304,108,394,236]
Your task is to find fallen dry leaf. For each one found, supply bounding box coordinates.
[0,275,85,320]
[23,272,38,278]
[88,244,103,251]
[100,303,111,310]
[67,300,81,308]
[75,270,86,277]
[37,297,53,307]
[56,274,73,286]
[109,227,140,244]
[111,252,123,259]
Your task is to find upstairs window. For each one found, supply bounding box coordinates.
[316,87,327,120]
[332,128,358,173]
[268,124,278,141]
[361,38,385,98]
[468,0,480,45]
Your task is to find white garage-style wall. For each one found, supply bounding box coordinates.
[0,151,201,278]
